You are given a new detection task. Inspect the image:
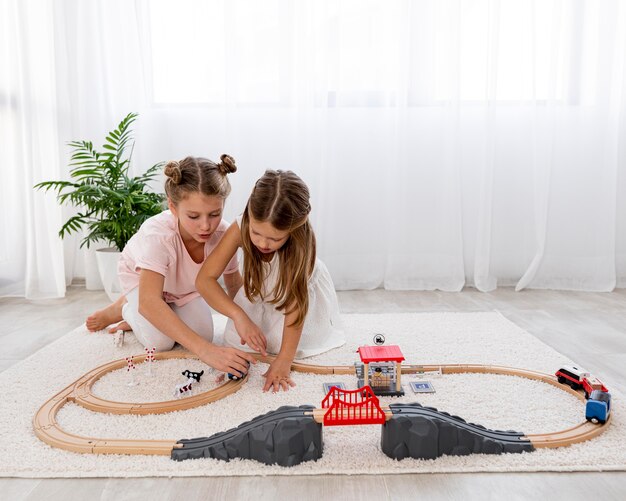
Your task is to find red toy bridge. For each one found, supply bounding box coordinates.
[321,385,387,426]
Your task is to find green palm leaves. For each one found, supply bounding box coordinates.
[35,113,165,251]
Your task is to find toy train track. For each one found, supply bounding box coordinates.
[34,351,248,455]
[73,351,247,415]
[33,351,610,460]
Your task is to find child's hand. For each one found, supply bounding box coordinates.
[234,314,268,356]
[262,357,295,392]
[200,345,256,377]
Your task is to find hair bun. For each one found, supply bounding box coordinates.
[164,160,182,184]
[217,154,237,175]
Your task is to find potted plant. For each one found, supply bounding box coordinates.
[35,112,165,300]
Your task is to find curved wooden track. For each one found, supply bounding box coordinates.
[73,351,247,415]
[33,351,610,456]
[33,351,247,454]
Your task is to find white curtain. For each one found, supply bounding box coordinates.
[53,0,149,288]
[2,0,626,297]
[0,0,66,298]
[0,0,148,297]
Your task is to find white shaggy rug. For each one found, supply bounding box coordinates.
[1,312,625,478]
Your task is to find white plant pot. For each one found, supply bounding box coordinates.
[84,245,104,290]
[95,247,122,302]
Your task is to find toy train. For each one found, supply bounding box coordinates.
[555,365,612,425]
[555,365,608,399]
[228,361,251,381]
[585,390,611,424]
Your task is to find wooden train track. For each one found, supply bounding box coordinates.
[33,351,248,455]
[33,351,610,456]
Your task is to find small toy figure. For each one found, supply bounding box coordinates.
[174,379,194,398]
[125,356,138,387]
[182,369,204,383]
[145,347,156,377]
[174,369,205,398]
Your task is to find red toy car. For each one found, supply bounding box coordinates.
[555,365,609,399]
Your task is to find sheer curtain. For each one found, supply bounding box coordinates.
[52,0,150,288]
[0,0,66,298]
[0,0,148,297]
[137,0,626,291]
[2,0,625,297]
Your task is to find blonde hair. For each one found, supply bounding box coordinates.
[164,154,236,203]
[240,170,315,328]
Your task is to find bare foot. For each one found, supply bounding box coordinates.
[86,295,126,332]
[107,321,131,333]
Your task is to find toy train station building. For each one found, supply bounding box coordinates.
[356,345,405,396]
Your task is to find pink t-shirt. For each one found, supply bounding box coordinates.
[118,210,238,307]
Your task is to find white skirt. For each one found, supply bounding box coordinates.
[223,259,345,359]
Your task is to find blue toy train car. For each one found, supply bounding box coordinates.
[227,361,251,381]
[585,390,611,424]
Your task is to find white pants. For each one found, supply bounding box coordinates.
[122,288,214,352]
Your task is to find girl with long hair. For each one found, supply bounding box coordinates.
[196,170,345,392]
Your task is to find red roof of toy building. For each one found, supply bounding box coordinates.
[358,345,405,363]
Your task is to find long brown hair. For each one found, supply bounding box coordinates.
[240,170,316,327]
[164,154,236,203]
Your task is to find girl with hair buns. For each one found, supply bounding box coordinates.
[196,170,344,392]
[86,155,256,376]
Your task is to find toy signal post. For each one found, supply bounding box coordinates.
[357,345,405,396]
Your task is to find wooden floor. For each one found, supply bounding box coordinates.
[1,286,626,500]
